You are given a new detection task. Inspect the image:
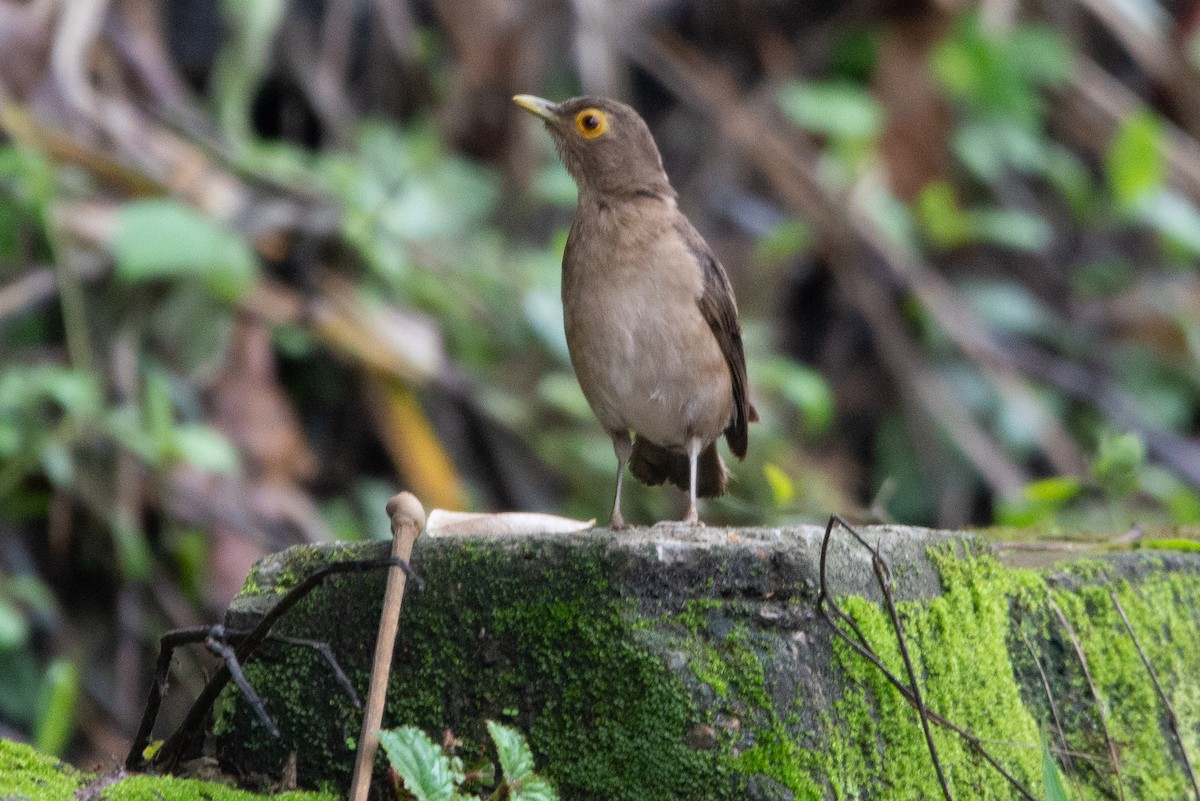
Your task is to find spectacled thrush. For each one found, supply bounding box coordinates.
[514,94,757,527]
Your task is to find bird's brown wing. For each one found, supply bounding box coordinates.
[677,220,758,459]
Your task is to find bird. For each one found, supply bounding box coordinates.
[513,94,757,527]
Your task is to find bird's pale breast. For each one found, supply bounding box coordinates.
[563,197,733,450]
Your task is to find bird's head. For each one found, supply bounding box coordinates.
[513,94,673,199]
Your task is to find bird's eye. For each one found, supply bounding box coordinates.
[575,108,608,139]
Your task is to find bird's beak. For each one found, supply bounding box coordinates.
[512,94,559,122]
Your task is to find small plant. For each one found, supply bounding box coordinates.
[378,721,557,801]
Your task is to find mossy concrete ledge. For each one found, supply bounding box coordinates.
[211,525,1200,800]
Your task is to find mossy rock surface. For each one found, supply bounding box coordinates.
[0,739,332,801]
[209,525,1200,800]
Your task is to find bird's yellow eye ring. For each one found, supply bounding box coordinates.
[575,109,608,139]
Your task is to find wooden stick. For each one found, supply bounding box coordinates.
[348,492,425,801]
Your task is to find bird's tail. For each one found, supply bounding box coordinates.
[629,436,729,497]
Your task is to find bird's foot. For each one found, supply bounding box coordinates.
[609,511,627,530]
[683,505,702,527]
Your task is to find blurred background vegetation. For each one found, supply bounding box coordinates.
[1,0,1199,769]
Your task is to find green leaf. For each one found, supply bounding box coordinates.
[763,464,796,507]
[1093,431,1146,499]
[378,726,457,801]
[1135,191,1200,256]
[536,373,592,422]
[777,81,884,140]
[1023,477,1082,505]
[110,507,152,581]
[171,425,240,474]
[916,181,970,248]
[1009,26,1074,86]
[0,598,29,650]
[918,181,1050,252]
[488,720,535,783]
[143,367,176,460]
[512,776,558,801]
[1041,726,1071,801]
[33,659,79,756]
[968,208,1051,252]
[755,219,813,267]
[213,0,286,147]
[1106,110,1165,209]
[39,441,73,487]
[755,358,835,435]
[113,199,259,300]
[960,279,1058,338]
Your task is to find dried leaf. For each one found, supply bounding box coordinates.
[425,509,593,537]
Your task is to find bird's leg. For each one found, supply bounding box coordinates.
[610,431,631,529]
[683,437,702,526]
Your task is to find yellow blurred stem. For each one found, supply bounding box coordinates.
[364,375,466,512]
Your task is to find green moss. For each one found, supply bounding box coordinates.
[101,775,330,801]
[1139,538,1200,552]
[0,738,83,799]
[734,731,823,801]
[820,553,1044,799]
[1046,573,1200,800]
[0,740,332,801]
[217,538,727,801]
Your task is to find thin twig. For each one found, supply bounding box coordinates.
[270,635,362,709]
[1111,592,1200,799]
[817,516,1041,801]
[1050,598,1126,801]
[133,555,419,772]
[205,632,279,737]
[1020,629,1075,775]
[871,544,954,800]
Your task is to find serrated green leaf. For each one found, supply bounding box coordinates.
[378,727,457,801]
[1106,110,1165,209]
[488,720,535,783]
[777,81,884,140]
[113,199,259,300]
[512,776,558,801]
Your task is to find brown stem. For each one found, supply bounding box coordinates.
[348,492,426,801]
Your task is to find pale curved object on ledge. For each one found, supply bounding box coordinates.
[425,509,595,537]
